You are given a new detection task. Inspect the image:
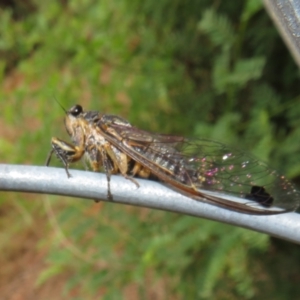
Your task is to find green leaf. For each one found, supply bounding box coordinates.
[198,9,235,49]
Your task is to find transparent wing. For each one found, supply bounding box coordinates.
[173,138,299,209]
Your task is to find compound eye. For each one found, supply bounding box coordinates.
[69,105,83,116]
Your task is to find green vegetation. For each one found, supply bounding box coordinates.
[1,0,300,299]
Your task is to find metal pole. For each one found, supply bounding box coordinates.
[0,164,300,244]
[264,0,300,68]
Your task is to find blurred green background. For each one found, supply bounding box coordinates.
[1,0,300,299]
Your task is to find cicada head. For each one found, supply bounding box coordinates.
[64,104,86,145]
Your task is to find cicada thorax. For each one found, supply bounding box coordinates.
[85,112,155,180]
[85,125,154,180]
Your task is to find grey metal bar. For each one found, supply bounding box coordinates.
[264,0,300,68]
[0,164,300,244]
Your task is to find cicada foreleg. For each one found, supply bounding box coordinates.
[46,137,84,178]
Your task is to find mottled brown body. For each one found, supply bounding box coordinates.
[46,104,300,214]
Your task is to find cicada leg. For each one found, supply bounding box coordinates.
[46,137,84,178]
[102,142,140,186]
[85,144,114,201]
[97,146,113,201]
[88,142,140,201]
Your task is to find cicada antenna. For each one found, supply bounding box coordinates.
[53,97,67,114]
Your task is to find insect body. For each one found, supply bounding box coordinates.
[46,104,300,215]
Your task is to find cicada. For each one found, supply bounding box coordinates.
[46,104,300,215]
